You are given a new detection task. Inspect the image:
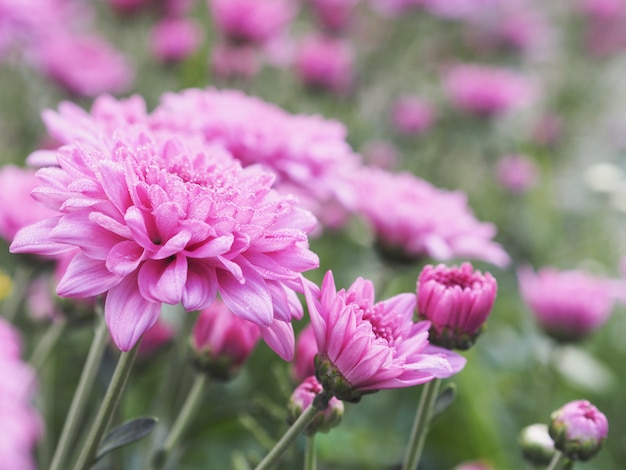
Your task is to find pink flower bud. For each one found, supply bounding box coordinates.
[191,299,261,380]
[292,324,318,383]
[287,376,343,435]
[549,400,608,462]
[390,96,436,136]
[417,263,497,350]
[519,423,556,466]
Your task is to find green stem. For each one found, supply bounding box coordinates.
[153,373,209,469]
[72,339,141,470]
[304,435,317,470]
[546,451,569,470]
[29,318,67,371]
[254,393,330,470]
[49,316,109,470]
[401,378,442,470]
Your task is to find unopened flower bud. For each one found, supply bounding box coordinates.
[519,423,556,466]
[417,263,497,350]
[287,376,343,435]
[549,400,608,462]
[190,300,260,381]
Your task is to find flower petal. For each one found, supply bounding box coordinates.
[57,252,121,297]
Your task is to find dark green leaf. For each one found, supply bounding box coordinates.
[432,383,457,420]
[95,416,158,461]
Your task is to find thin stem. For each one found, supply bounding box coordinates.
[401,378,442,470]
[254,394,329,470]
[29,318,67,371]
[546,451,569,470]
[49,316,109,470]
[153,373,209,469]
[72,340,141,470]
[304,434,317,470]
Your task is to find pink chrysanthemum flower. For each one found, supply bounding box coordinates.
[0,318,43,470]
[310,0,360,33]
[354,167,510,268]
[294,34,355,96]
[150,17,202,64]
[495,154,538,194]
[150,88,361,223]
[191,299,261,379]
[33,31,133,97]
[549,400,608,462]
[442,63,536,118]
[304,271,466,402]
[518,266,615,343]
[390,96,436,136]
[417,263,497,350]
[11,122,319,357]
[209,0,296,45]
[0,165,59,243]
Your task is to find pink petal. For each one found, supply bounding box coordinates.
[137,254,188,305]
[106,241,145,276]
[105,274,162,351]
[98,160,131,213]
[182,262,218,311]
[52,212,122,259]
[10,218,72,256]
[57,252,121,298]
[260,319,295,361]
[217,261,273,327]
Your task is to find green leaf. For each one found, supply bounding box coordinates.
[432,383,457,420]
[95,416,158,461]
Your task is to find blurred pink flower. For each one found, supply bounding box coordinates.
[417,262,497,350]
[304,270,466,402]
[0,165,59,242]
[150,17,202,64]
[495,154,538,194]
[390,96,436,136]
[138,318,175,357]
[33,32,133,96]
[294,34,355,95]
[288,375,344,434]
[0,318,43,470]
[549,400,608,462]
[209,0,296,45]
[11,112,319,357]
[361,140,399,170]
[210,42,261,80]
[368,0,424,16]
[310,0,360,32]
[424,0,494,20]
[442,63,536,118]
[518,266,615,342]
[191,299,261,378]
[354,167,510,267]
[579,0,625,19]
[292,323,318,383]
[106,0,151,14]
[150,88,362,225]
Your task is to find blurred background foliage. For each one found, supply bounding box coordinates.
[2,1,626,469]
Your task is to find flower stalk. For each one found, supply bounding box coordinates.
[254,391,331,470]
[153,373,209,469]
[401,378,442,470]
[49,316,109,470]
[72,338,141,470]
[304,435,317,470]
[546,451,569,470]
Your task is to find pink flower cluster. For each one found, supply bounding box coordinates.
[304,271,466,402]
[11,90,322,359]
[1,0,132,96]
[0,318,42,470]
[354,167,510,267]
